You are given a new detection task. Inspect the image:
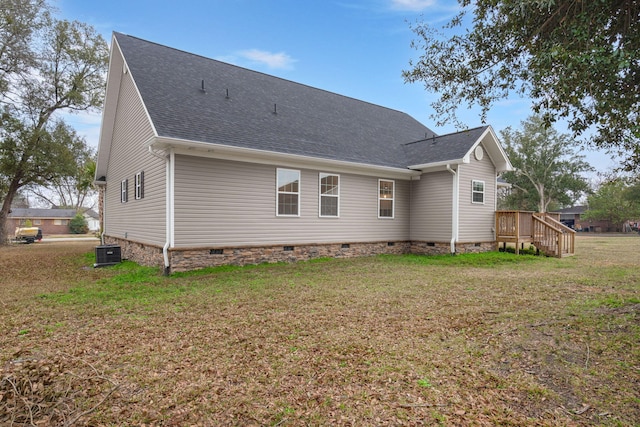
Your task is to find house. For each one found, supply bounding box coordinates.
[95,33,512,273]
[8,208,75,235]
[83,209,100,232]
[556,206,620,232]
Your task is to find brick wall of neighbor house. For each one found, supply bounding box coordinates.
[105,235,495,272]
[576,219,620,232]
[9,218,71,235]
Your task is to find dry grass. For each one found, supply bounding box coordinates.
[1,236,638,426]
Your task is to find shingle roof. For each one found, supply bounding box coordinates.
[403,126,489,166]
[114,33,488,169]
[9,208,76,218]
[555,206,587,214]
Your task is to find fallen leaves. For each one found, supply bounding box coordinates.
[0,237,638,425]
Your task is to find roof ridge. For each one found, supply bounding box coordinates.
[403,125,488,147]
[113,32,418,118]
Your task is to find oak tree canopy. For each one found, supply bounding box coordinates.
[403,0,639,171]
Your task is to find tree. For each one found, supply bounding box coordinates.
[0,1,108,245]
[499,115,592,212]
[583,178,640,230]
[403,0,640,171]
[0,0,50,94]
[28,145,97,210]
[69,212,88,234]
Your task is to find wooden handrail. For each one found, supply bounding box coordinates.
[496,210,575,257]
[532,214,563,234]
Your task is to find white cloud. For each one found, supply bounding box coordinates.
[238,49,297,70]
[390,0,438,11]
[55,110,103,150]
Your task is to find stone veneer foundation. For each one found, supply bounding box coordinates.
[104,236,496,273]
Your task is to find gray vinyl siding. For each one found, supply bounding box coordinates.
[410,171,453,241]
[104,66,165,245]
[173,155,410,247]
[458,144,497,242]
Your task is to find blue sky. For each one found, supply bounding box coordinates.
[56,0,615,174]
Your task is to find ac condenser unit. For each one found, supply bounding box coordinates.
[94,245,122,267]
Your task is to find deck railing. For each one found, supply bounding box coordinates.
[534,213,575,256]
[496,210,575,257]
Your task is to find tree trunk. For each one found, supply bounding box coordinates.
[537,184,546,213]
[0,178,22,245]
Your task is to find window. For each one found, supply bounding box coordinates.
[135,171,144,200]
[378,179,394,218]
[319,173,339,217]
[33,219,41,225]
[472,180,485,204]
[121,179,128,203]
[54,219,69,226]
[277,169,300,216]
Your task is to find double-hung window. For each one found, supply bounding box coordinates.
[277,168,300,216]
[135,171,144,200]
[378,179,394,218]
[319,173,339,217]
[472,180,485,204]
[121,179,128,203]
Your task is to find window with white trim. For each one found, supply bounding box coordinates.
[121,179,128,203]
[319,173,339,217]
[378,179,394,218]
[277,168,300,216]
[472,180,485,204]
[135,171,144,200]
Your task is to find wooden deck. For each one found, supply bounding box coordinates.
[496,211,576,257]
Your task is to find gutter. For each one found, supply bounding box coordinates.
[148,145,172,275]
[149,136,421,180]
[446,164,458,255]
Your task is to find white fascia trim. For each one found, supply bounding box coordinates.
[115,38,159,138]
[415,126,512,174]
[466,126,513,173]
[408,158,466,171]
[149,136,421,180]
[96,35,160,180]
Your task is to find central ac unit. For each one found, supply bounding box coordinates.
[94,245,122,267]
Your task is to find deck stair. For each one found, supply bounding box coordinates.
[496,211,575,257]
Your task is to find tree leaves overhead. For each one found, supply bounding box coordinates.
[499,115,593,212]
[0,0,49,94]
[404,0,640,171]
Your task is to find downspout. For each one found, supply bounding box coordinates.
[100,186,106,246]
[148,145,172,275]
[446,164,458,255]
[167,149,175,275]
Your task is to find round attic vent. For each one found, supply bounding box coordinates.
[474,145,484,161]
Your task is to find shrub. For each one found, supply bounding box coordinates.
[69,213,89,234]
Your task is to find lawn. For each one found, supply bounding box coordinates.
[1,236,638,426]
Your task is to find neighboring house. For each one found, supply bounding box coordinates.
[95,33,512,273]
[8,208,75,235]
[556,206,620,232]
[83,209,100,232]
